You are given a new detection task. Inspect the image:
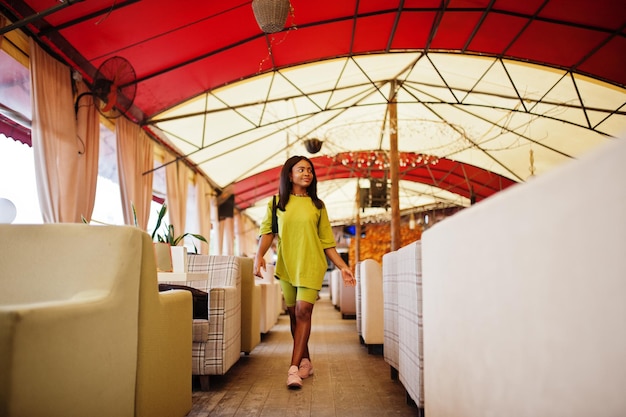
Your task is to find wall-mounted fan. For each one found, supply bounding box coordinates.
[75,56,137,118]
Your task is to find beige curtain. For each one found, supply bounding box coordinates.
[116,117,153,229]
[234,211,243,256]
[30,39,81,222]
[164,153,189,245]
[238,213,258,257]
[74,80,100,223]
[221,217,234,255]
[196,177,213,254]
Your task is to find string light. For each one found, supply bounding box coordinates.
[334,150,439,169]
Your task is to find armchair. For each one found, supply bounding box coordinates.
[0,224,192,417]
[161,254,242,391]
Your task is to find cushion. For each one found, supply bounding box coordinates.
[159,284,208,319]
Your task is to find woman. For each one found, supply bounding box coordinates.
[254,155,355,389]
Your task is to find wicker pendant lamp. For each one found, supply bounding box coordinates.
[251,0,291,33]
[303,138,323,154]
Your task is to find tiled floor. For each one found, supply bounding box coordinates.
[187,288,420,417]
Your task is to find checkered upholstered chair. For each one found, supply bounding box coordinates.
[382,250,400,380]
[161,255,242,391]
[355,261,363,342]
[396,240,424,409]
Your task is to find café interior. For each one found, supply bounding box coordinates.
[1,1,625,416]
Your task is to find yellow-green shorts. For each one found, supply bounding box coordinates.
[279,280,319,306]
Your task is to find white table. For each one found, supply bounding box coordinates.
[157,272,207,283]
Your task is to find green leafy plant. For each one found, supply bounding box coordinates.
[151,203,207,253]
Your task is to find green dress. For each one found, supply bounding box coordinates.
[259,195,336,290]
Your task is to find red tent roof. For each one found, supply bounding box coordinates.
[2,0,625,223]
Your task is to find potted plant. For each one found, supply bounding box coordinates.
[151,203,207,272]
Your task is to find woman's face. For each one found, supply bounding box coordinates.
[290,159,314,190]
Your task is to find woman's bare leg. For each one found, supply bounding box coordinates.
[289,300,313,366]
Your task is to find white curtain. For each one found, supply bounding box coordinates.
[116,117,153,229]
[30,39,82,222]
[164,153,189,245]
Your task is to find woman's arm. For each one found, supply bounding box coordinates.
[324,247,356,286]
[254,233,275,277]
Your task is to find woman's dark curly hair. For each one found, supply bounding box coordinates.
[277,155,323,210]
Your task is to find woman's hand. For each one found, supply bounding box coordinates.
[340,266,356,287]
[253,256,266,278]
[254,233,274,278]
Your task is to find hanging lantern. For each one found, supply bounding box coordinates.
[251,0,291,34]
[303,138,323,154]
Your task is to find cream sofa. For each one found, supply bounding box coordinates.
[422,139,626,416]
[240,257,261,354]
[0,224,192,417]
[259,264,281,334]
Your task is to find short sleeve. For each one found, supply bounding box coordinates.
[258,197,274,236]
[317,206,336,249]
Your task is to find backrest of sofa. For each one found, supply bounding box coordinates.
[421,139,626,416]
[382,250,399,370]
[187,255,242,290]
[0,224,143,305]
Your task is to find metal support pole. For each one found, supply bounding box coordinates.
[0,0,85,36]
[389,80,401,251]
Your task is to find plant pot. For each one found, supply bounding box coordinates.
[154,242,173,272]
[170,246,188,273]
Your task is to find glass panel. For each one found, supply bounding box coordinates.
[0,133,42,223]
[0,49,31,124]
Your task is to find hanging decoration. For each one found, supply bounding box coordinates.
[528,148,536,177]
[334,151,439,170]
[252,0,291,33]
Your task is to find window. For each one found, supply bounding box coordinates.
[0,133,42,224]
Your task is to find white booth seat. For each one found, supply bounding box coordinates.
[329,267,355,319]
[339,274,356,319]
[395,241,424,409]
[382,250,400,378]
[422,139,626,417]
[330,268,341,308]
[360,259,384,353]
[354,262,362,341]
[259,264,281,334]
